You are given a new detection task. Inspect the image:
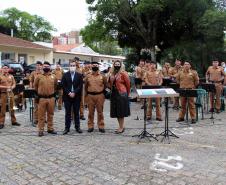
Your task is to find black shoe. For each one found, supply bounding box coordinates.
[12,122,21,126]
[141,105,144,109]
[76,128,83,134]
[38,132,44,137]
[147,117,151,121]
[0,124,4,129]
[176,118,184,122]
[156,118,163,121]
[191,119,196,124]
[63,129,70,135]
[47,130,57,135]
[209,108,214,113]
[80,116,86,120]
[99,128,105,133]
[115,128,125,134]
[216,109,221,114]
[87,128,94,132]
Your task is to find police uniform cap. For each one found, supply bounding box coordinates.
[74,57,80,61]
[43,61,50,66]
[36,61,42,65]
[84,61,91,65]
[91,61,100,65]
[2,64,9,68]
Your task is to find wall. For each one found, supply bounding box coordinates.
[0,45,53,65]
[54,52,124,64]
[53,52,92,64]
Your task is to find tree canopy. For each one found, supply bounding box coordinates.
[0,7,56,42]
[82,0,226,73]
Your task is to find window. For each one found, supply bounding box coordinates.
[1,52,15,61]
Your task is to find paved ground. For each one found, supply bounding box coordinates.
[0,99,226,185]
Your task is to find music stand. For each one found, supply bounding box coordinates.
[23,89,37,126]
[156,88,179,143]
[162,78,173,87]
[178,89,198,123]
[168,83,180,92]
[199,78,206,84]
[134,78,142,86]
[200,83,216,123]
[13,84,25,95]
[133,86,160,142]
[23,79,30,86]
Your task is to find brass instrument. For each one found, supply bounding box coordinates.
[6,88,12,122]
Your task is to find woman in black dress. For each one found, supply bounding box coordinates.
[108,60,130,133]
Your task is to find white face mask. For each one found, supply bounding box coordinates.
[70,67,76,72]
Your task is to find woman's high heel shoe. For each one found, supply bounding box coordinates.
[114,128,125,134]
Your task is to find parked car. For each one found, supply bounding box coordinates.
[24,63,36,73]
[7,63,25,83]
[99,62,112,73]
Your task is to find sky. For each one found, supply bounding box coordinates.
[0,0,89,36]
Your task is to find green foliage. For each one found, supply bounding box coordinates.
[0,7,56,41]
[82,0,226,74]
[123,51,139,72]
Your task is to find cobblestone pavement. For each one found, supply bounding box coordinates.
[0,99,226,185]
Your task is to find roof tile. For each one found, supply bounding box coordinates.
[0,33,51,50]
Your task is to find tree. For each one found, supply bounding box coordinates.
[82,0,226,74]
[0,7,56,41]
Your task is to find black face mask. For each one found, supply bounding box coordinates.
[43,67,50,73]
[114,66,121,71]
[92,66,99,72]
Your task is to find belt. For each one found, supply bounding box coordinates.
[38,93,55,98]
[210,80,223,84]
[87,91,104,95]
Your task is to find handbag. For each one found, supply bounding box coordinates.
[104,88,111,99]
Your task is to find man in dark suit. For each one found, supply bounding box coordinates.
[61,58,83,134]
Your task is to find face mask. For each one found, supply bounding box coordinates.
[92,66,99,72]
[70,67,76,72]
[114,66,121,71]
[43,67,50,73]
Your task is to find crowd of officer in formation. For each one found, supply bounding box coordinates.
[0,57,225,136]
[0,58,131,136]
[135,58,225,124]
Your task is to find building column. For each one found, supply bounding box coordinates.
[15,52,18,62]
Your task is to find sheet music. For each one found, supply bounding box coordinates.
[136,88,179,98]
